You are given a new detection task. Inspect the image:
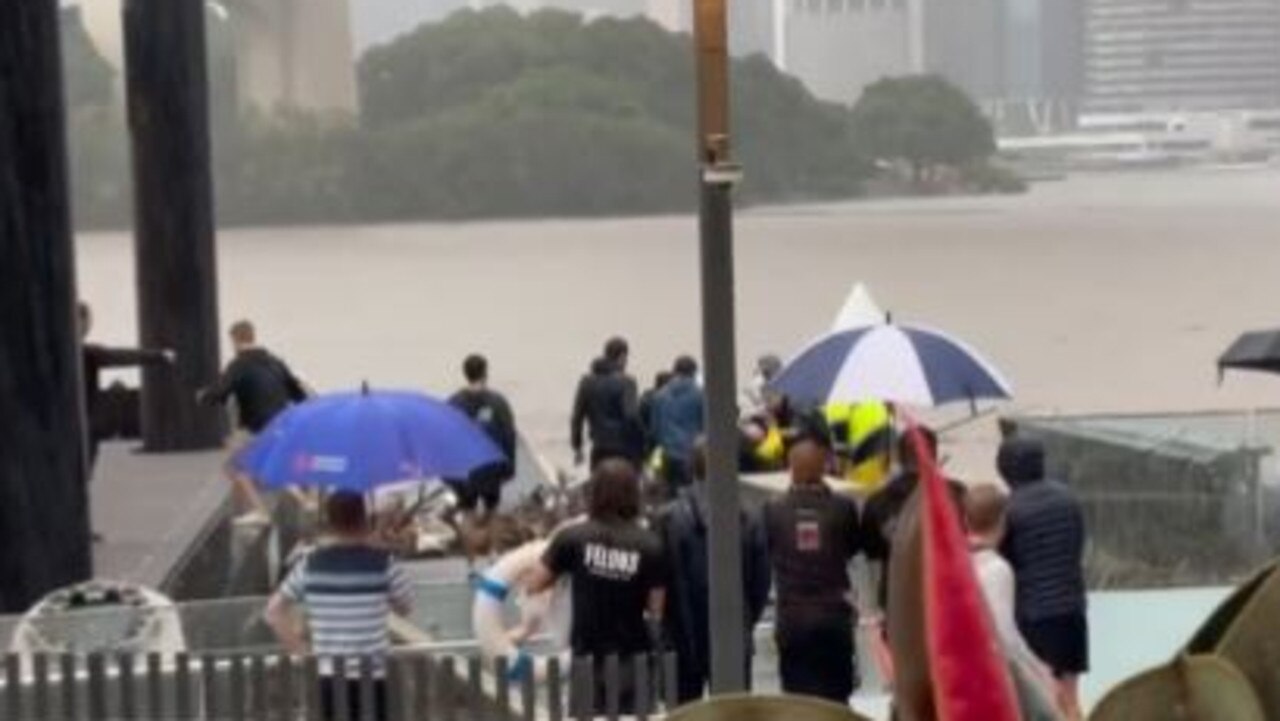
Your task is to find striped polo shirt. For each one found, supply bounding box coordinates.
[281,543,413,674]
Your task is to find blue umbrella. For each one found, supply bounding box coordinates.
[769,324,1012,408]
[236,387,504,492]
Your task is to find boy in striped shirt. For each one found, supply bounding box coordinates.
[266,491,414,721]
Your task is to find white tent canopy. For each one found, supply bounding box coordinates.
[831,282,886,331]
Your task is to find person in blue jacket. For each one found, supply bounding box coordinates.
[651,356,705,495]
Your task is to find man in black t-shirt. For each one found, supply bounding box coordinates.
[528,459,666,714]
[198,319,308,526]
[447,354,517,514]
[764,413,865,705]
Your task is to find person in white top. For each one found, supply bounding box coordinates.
[965,484,1066,720]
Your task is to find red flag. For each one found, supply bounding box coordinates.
[909,421,1021,721]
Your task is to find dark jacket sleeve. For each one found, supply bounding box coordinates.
[495,395,518,463]
[274,357,308,402]
[743,510,773,626]
[200,359,240,406]
[844,498,863,561]
[621,376,640,422]
[861,494,890,562]
[570,377,588,453]
[85,344,166,370]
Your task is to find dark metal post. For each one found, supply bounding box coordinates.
[692,0,746,695]
[123,0,225,451]
[0,0,94,613]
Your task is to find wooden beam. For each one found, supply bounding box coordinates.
[0,0,94,612]
[123,0,226,451]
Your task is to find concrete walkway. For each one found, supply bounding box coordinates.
[89,442,228,588]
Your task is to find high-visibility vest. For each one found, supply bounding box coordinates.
[753,423,786,468]
[826,401,892,492]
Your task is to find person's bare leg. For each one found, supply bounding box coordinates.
[226,459,270,522]
[1056,675,1082,721]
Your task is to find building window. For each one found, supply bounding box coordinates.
[828,0,844,11]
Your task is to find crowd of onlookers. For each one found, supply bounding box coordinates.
[80,315,1088,721]
[543,337,1086,719]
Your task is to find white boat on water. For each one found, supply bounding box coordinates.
[999,110,1280,174]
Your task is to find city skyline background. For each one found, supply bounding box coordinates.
[351,0,1280,130]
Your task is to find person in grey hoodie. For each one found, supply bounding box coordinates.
[651,356,705,494]
[998,436,1088,720]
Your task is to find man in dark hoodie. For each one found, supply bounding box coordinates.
[658,440,771,703]
[998,436,1088,721]
[571,337,643,469]
[199,320,308,525]
[651,356,705,494]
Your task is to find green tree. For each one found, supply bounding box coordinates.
[61,5,875,227]
[356,7,869,215]
[849,75,995,183]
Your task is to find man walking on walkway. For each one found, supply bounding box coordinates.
[199,319,308,525]
[448,353,517,514]
[266,491,413,721]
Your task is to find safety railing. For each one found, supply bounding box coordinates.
[0,651,678,721]
[1006,408,1280,588]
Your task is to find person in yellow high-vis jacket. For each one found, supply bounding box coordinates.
[825,400,894,493]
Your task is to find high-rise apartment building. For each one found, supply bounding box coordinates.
[781,0,917,105]
[1084,0,1280,112]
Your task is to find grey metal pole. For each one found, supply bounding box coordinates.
[699,176,746,695]
[123,0,226,452]
[0,0,94,612]
[692,0,747,695]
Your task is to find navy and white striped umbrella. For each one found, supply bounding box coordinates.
[768,324,1013,408]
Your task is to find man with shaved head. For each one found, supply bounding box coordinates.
[764,412,867,704]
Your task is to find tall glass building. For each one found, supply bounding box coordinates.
[1084,0,1280,112]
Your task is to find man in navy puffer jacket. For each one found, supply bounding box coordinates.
[999,436,1088,720]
